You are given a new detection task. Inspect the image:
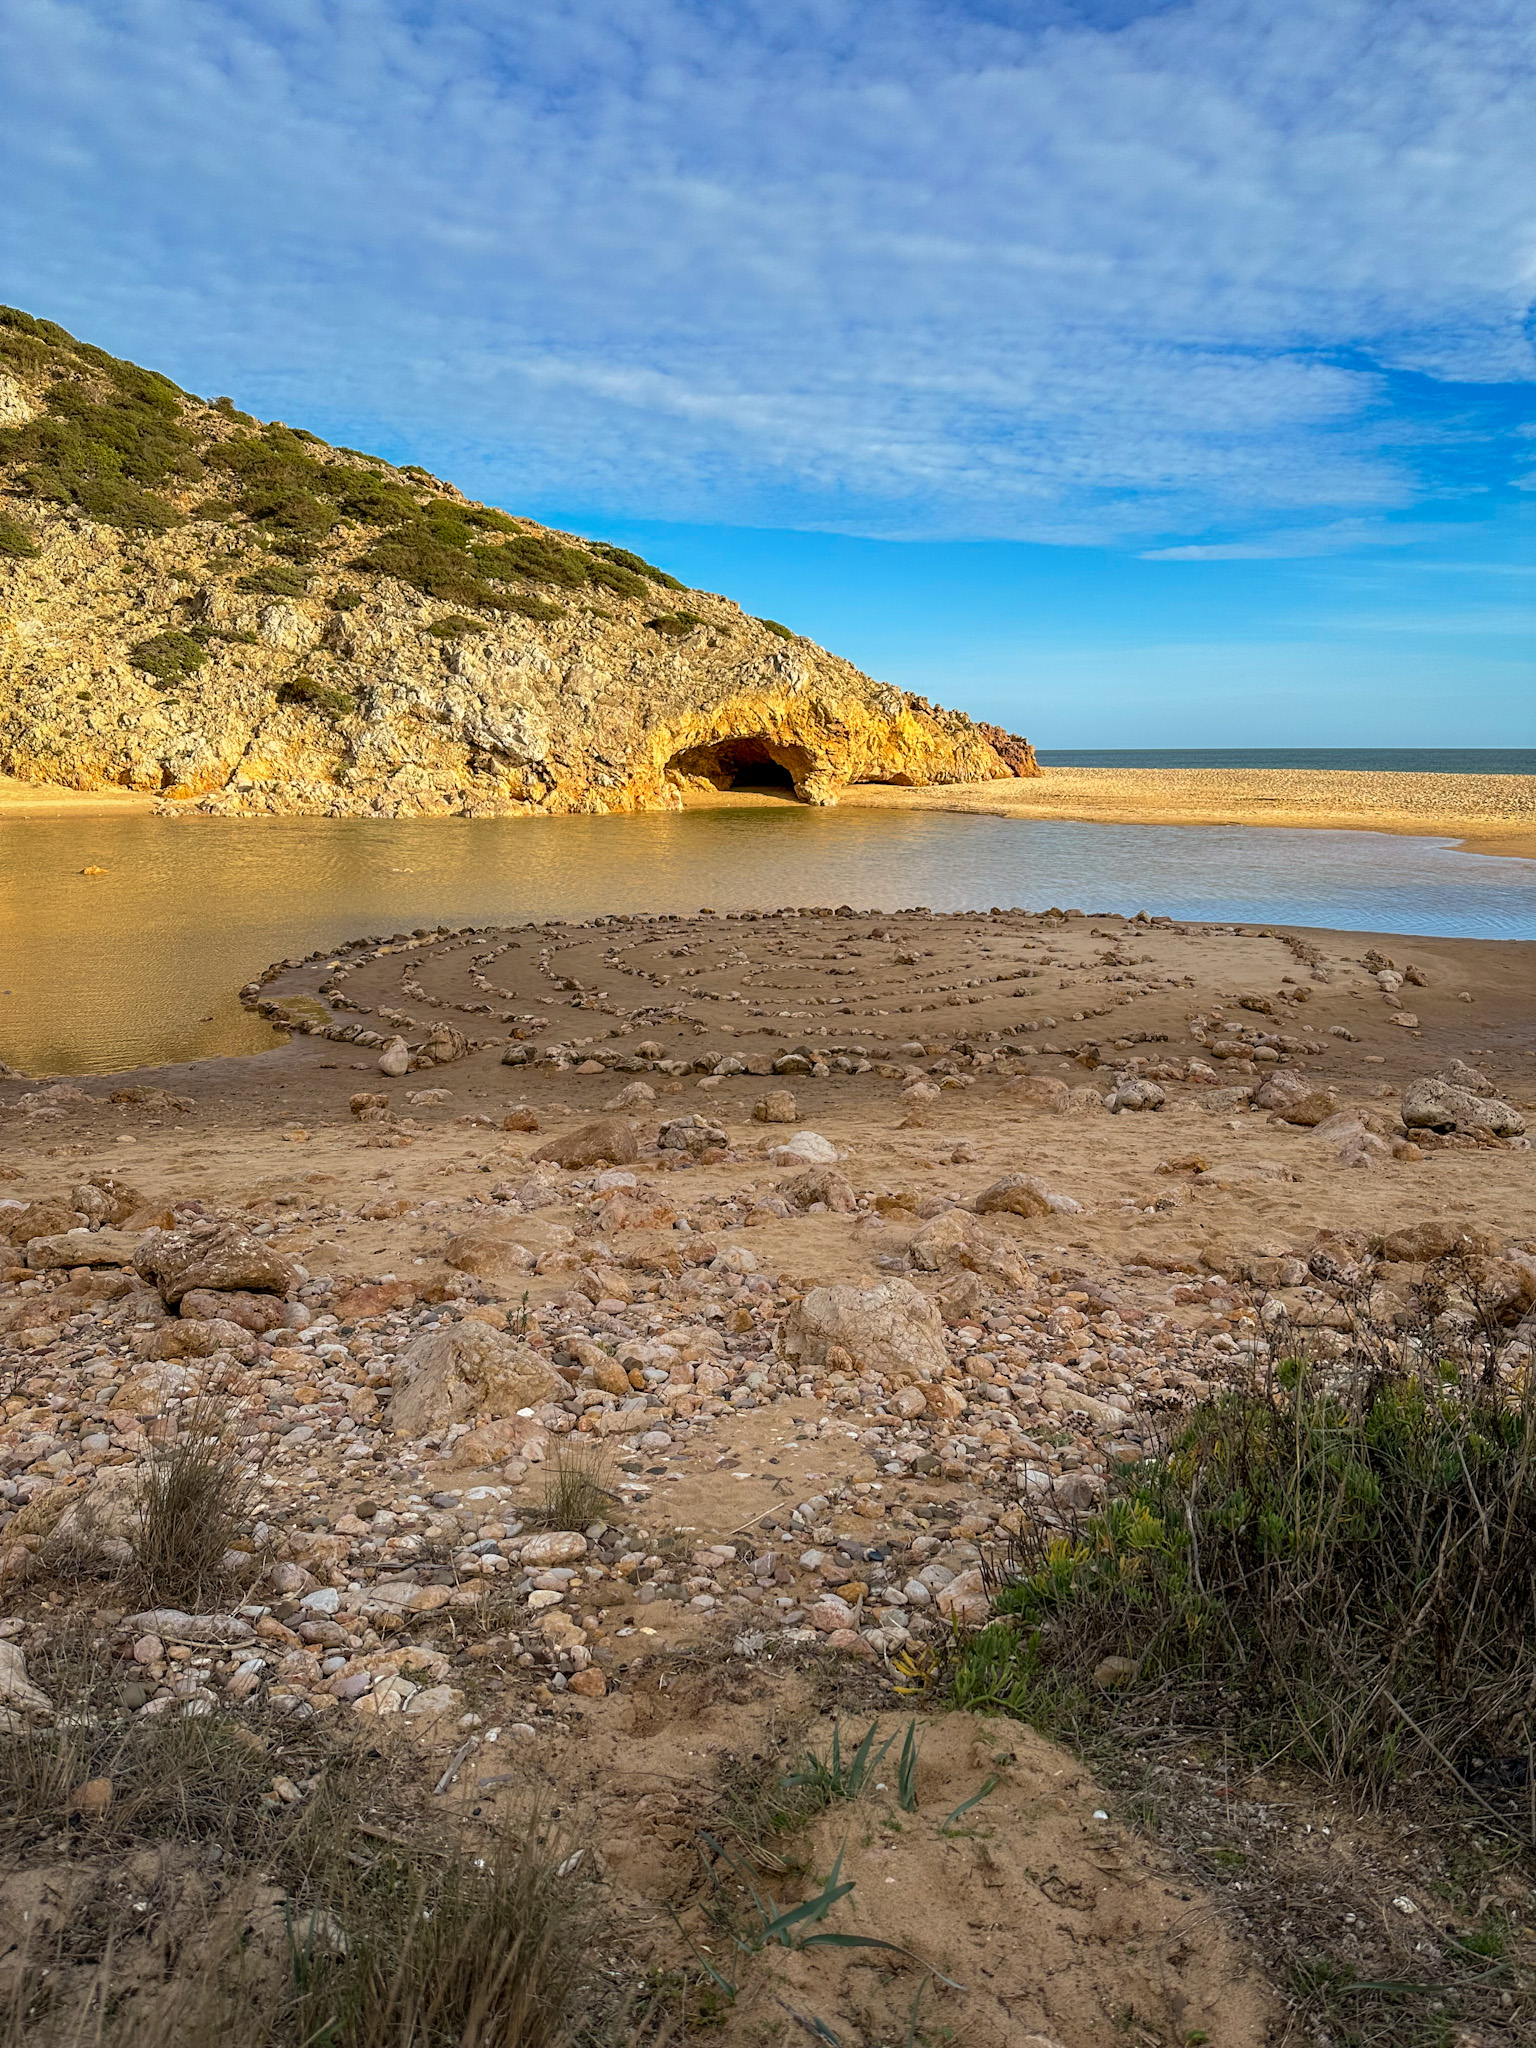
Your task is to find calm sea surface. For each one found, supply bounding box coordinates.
[2,809,1533,1076]
[1038,748,1536,774]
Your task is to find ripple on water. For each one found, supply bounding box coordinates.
[1,809,1532,1074]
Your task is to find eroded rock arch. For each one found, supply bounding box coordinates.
[665,733,820,800]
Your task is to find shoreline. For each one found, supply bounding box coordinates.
[4,764,1533,858]
[838,764,1536,862]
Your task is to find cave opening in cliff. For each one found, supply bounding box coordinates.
[665,735,812,797]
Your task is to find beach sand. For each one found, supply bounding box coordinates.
[4,764,1532,856]
[0,774,158,816]
[839,763,1536,859]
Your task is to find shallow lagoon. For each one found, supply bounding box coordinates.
[3,807,1533,1074]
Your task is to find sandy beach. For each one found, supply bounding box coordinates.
[4,764,1533,858]
[841,763,1536,859]
[0,775,158,816]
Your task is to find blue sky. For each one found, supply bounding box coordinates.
[3,0,1533,745]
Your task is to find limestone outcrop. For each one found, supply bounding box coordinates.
[0,306,1037,817]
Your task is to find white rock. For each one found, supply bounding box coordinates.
[520,1531,588,1566]
[0,1641,51,1715]
[767,1131,842,1165]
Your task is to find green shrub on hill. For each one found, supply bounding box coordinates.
[279,673,356,716]
[0,311,201,533]
[235,560,309,596]
[128,630,208,685]
[591,540,685,590]
[756,616,795,640]
[646,610,707,639]
[426,614,488,637]
[506,591,564,621]
[0,304,694,626]
[350,525,497,606]
[0,509,38,557]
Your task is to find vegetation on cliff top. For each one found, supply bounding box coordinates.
[0,303,689,619]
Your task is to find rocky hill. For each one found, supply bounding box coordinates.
[0,307,1037,816]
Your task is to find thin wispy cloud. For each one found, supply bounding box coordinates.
[2,0,1531,549]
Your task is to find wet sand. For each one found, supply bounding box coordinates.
[839,764,1536,859]
[0,775,157,816]
[4,765,1532,858]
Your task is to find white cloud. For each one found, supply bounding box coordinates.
[0,0,1532,541]
[1141,518,1472,559]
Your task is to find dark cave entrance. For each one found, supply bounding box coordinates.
[665,735,813,797]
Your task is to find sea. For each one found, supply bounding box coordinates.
[1036,749,1536,774]
[2,805,1533,1076]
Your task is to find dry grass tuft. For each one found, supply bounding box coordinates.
[525,1443,614,1534]
[128,1391,251,1610]
[0,1643,627,2048]
[292,1818,598,2048]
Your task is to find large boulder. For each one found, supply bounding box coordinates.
[1001,1077,1071,1113]
[1271,1091,1340,1127]
[1252,1069,1311,1111]
[658,1114,728,1157]
[48,1463,146,1564]
[1401,1078,1524,1137]
[1106,1078,1165,1113]
[70,1175,144,1226]
[908,1209,1029,1288]
[134,1220,301,1306]
[179,1287,296,1332]
[140,1317,258,1363]
[767,1131,841,1166]
[973,1173,1081,1218]
[3,1197,83,1245]
[0,1641,52,1718]
[419,1022,470,1066]
[1379,1219,1497,1264]
[531,1118,638,1169]
[389,1322,564,1436]
[781,1168,857,1213]
[775,1278,948,1382]
[443,1229,535,1278]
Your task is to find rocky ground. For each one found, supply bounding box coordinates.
[2,904,1533,2043]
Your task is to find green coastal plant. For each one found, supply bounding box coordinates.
[590,539,685,590]
[128,629,208,686]
[129,1390,251,1609]
[0,307,199,533]
[279,673,356,717]
[525,1442,613,1532]
[0,509,38,557]
[235,559,309,596]
[956,1311,1536,1793]
[783,1719,898,1808]
[646,610,706,639]
[426,613,489,637]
